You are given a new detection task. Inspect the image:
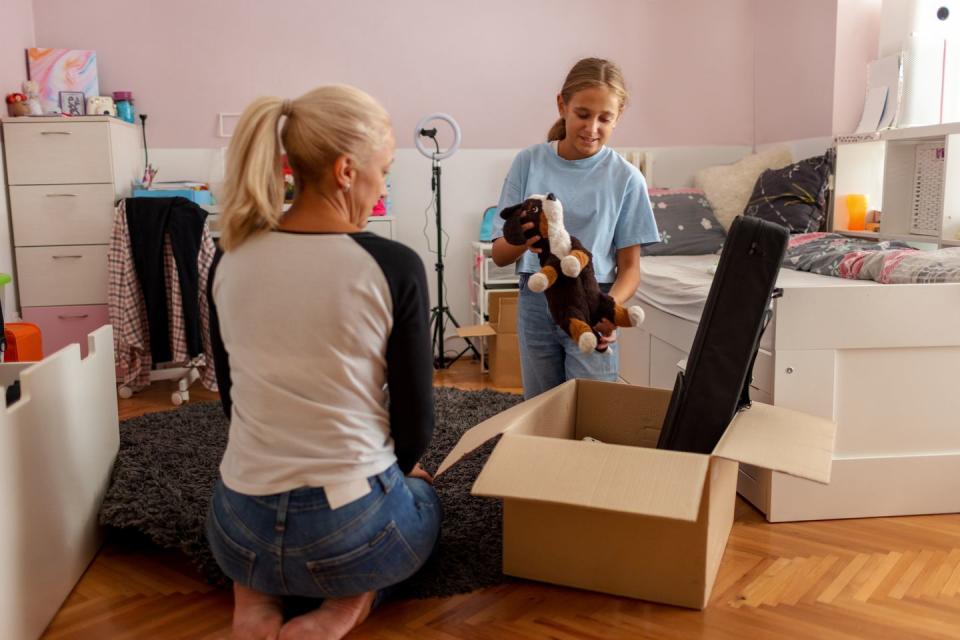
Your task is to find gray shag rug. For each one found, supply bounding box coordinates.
[100,387,522,599]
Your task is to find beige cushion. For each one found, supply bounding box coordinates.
[694,147,794,231]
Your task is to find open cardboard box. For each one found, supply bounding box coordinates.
[457,292,520,388]
[435,379,836,609]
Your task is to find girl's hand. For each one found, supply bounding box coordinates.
[594,318,617,352]
[407,463,434,485]
[522,221,542,253]
[597,329,618,351]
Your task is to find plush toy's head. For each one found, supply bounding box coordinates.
[500,193,571,257]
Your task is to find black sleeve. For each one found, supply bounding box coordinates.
[207,247,232,419]
[352,234,434,473]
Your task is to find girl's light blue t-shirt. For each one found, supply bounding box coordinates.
[492,143,659,283]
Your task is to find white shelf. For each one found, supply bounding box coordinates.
[832,125,960,250]
[836,230,941,245]
[1,114,136,127]
[835,122,960,144]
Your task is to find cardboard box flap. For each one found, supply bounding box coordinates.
[435,395,545,476]
[457,324,497,338]
[472,433,711,522]
[713,402,837,484]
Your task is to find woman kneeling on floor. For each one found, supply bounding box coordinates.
[206,85,440,640]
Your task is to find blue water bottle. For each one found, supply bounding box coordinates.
[113,91,135,123]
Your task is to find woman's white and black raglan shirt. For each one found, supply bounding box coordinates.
[208,231,434,497]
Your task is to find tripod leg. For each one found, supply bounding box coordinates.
[442,308,480,359]
[430,306,447,369]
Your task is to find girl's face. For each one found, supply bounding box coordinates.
[556,86,621,160]
[349,131,395,227]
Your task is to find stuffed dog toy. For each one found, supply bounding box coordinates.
[501,193,644,353]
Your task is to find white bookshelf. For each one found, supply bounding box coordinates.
[831,123,960,248]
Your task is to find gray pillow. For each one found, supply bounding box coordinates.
[642,189,726,256]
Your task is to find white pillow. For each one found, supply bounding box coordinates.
[693,147,793,231]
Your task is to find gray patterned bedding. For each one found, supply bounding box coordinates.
[784,233,960,284]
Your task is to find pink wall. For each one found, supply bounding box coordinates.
[0,0,35,91]
[32,0,756,149]
[753,0,838,144]
[833,0,882,135]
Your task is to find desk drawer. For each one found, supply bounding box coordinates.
[3,121,112,185]
[10,184,115,246]
[364,217,393,239]
[21,305,109,359]
[16,245,108,306]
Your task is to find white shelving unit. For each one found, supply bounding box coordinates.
[470,241,519,325]
[466,241,519,374]
[832,123,960,247]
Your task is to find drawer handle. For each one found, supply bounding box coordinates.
[57,313,90,319]
[52,255,83,259]
[46,193,78,198]
[40,130,71,135]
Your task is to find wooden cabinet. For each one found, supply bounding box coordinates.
[2,116,140,357]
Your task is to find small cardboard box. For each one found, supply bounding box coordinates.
[458,293,521,388]
[436,379,836,609]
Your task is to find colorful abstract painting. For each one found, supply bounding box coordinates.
[27,48,99,114]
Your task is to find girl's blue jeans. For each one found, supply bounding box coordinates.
[516,274,620,400]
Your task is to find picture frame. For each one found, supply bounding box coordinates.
[59,91,86,116]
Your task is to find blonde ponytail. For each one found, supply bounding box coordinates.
[220,85,391,251]
[220,97,286,251]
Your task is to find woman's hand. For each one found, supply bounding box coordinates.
[407,463,434,485]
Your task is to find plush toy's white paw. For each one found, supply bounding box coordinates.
[578,332,597,353]
[628,305,645,327]
[528,272,549,292]
[560,255,582,278]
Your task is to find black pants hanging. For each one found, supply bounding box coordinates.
[126,196,208,364]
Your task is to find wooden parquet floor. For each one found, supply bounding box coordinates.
[41,361,960,639]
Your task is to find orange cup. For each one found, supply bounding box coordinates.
[846,194,867,231]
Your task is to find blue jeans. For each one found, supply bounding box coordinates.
[517,274,619,400]
[206,463,441,599]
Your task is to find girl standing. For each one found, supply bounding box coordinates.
[491,58,659,399]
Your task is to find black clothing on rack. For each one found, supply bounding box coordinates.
[125,196,208,364]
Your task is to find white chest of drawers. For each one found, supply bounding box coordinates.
[1,116,140,357]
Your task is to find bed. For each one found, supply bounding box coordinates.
[619,252,960,522]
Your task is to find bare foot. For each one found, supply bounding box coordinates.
[278,591,376,640]
[232,583,283,640]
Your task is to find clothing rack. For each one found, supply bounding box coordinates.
[116,360,201,405]
[109,197,218,406]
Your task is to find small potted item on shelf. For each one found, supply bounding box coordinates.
[864,209,881,233]
[5,92,30,117]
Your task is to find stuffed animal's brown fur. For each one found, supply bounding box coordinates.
[500,193,644,352]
